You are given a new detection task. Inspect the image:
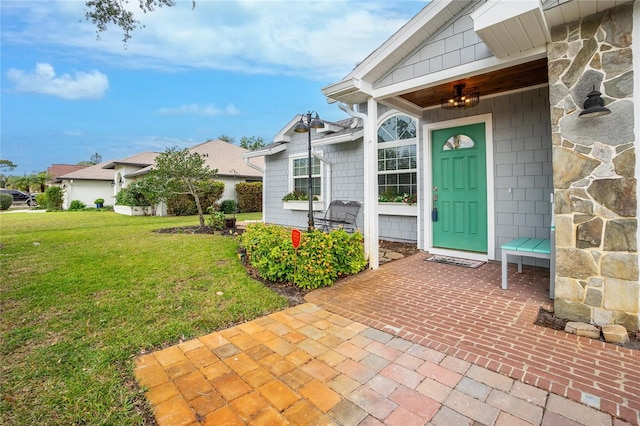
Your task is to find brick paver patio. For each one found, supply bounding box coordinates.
[135,253,639,425]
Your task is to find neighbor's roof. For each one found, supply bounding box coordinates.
[102,152,160,169]
[59,161,115,181]
[189,140,264,178]
[121,140,264,179]
[47,164,89,182]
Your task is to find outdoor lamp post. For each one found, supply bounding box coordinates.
[294,111,324,231]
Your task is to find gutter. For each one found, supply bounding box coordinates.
[244,158,264,174]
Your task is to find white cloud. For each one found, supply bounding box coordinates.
[7,63,109,100]
[1,1,426,80]
[63,130,84,137]
[156,103,240,116]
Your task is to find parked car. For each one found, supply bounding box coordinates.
[0,189,38,206]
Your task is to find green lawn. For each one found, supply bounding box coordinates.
[0,211,286,425]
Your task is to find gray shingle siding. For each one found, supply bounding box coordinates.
[263,131,365,232]
[380,215,418,242]
[422,86,552,265]
[375,1,491,90]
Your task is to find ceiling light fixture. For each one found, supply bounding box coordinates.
[441,84,480,109]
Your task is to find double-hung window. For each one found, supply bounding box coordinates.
[291,154,322,199]
[377,114,418,200]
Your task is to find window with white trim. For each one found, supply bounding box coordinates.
[377,115,417,200]
[290,154,322,199]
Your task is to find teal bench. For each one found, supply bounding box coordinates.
[501,237,552,296]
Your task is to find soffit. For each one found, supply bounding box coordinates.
[323,0,473,103]
[472,0,550,58]
[543,0,632,29]
[398,57,549,109]
[360,1,470,84]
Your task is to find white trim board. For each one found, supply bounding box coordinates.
[423,113,495,262]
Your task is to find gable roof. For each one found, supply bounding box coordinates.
[59,161,115,181]
[323,0,628,112]
[47,164,89,183]
[244,117,363,159]
[124,140,264,179]
[102,152,159,169]
[323,0,473,104]
[189,140,264,178]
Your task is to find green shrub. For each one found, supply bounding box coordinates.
[220,199,238,214]
[69,200,86,210]
[35,193,48,207]
[44,186,64,211]
[94,198,105,205]
[282,191,318,201]
[239,223,367,289]
[207,208,226,230]
[0,193,12,210]
[236,182,262,212]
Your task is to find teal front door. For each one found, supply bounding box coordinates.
[431,123,487,253]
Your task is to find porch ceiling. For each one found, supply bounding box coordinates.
[398,57,548,109]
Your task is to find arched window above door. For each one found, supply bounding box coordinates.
[443,134,475,150]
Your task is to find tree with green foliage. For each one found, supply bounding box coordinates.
[84,0,193,42]
[31,172,50,193]
[150,147,217,227]
[239,136,265,151]
[0,159,17,172]
[218,135,235,144]
[0,159,15,187]
[78,152,103,166]
[7,175,31,192]
[115,175,166,215]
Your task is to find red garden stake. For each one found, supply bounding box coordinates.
[291,229,301,285]
[291,229,301,249]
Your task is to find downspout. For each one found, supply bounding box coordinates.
[338,101,379,269]
[311,151,332,207]
[244,158,264,174]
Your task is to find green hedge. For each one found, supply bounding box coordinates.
[236,182,262,213]
[239,223,367,289]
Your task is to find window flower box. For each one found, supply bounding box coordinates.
[283,200,324,211]
[378,202,418,216]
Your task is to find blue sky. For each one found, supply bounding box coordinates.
[1,0,427,176]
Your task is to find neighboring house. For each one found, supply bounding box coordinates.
[58,161,117,209]
[249,0,639,332]
[47,164,89,185]
[103,140,263,214]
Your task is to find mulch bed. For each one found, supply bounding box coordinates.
[379,239,421,256]
[154,226,244,235]
[154,227,640,349]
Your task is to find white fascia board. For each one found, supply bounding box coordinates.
[242,143,287,159]
[371,47,547,101]
[472,0,549,58]
[322,78,373,103]
[339,1,457,82]
[316,123,344,134]
[471,0,541,31]
[311,130,364,148]
[272,115,301,143]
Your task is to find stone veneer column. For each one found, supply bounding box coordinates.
[547,3,639,331]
